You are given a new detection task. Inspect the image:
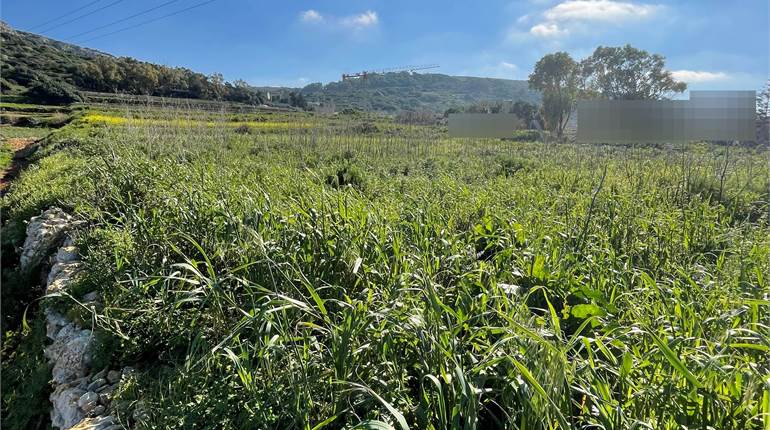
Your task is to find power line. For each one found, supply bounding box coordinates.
[26,0,104,32]
[65,0,181,41]
[37,0,125,35]
[77,0,218,43]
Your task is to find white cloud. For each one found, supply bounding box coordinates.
[527,0,660,39]
[500,61,518,70]
[543,0,660,22]
[299,9,378,31]
[670,70,729,83]
[341,11,379,28]
[300,9,323,23]
[530,22,569,37]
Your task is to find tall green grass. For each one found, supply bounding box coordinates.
[2,106,769,429]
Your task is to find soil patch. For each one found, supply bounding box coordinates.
[1,137,38,193]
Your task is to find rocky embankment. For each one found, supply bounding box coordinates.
[20,208,129,430]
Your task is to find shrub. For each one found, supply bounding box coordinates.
[395,110,436,125]
[43,112,71,128]
[325,165,366,189]
[351,122,379,134]
[15,116,42,127]
[498,157,529,177]
[504,129,541,142]
[233,124,252,134]
[25,76,82,105]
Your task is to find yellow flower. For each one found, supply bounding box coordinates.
[82,114,310,129]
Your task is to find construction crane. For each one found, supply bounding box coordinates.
[342,64,439,82]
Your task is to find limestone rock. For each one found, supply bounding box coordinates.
[106,370,121,384]
[91,368,108,382]
[47,261,85,294]
[78,391,99,414]
[46,309,71,340]
[45,323,93,384]
[70,415,119,430]
[87,378,107,392]
[50,385,86,429]
[32,212,120,430]
[62,376,89,390]
[20,208,73,270]
[83,291,101,303]
[56,245,80,263]
[96,383,114,394]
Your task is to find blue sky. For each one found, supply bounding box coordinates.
[3,0,768,91]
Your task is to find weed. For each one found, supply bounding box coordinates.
[2,105,768,429]
[326,164,366,189]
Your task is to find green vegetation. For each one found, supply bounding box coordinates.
[0,143,12,172]
[528,52,580,139]
[301,73,539,112]
[0,126,52,140]
[26,74,83,104]
[1,315,52,430]
[0,103,70,166]
[528,46,687,140]
[1,22,267,105]
[0,102,69,112]
[1,22,539,112]
[580,45,687,100]
[2,104,768,429]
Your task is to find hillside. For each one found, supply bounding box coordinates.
[1,22,265,105]
[1,22,538,112]
[1,22,100,98]
[301,73,539,112]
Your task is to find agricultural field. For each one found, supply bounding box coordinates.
[2,104,769,429]
[0,102,69,190]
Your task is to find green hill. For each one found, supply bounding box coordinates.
[1,21,99,101]
[301,73,539,112]
[1,22,263,105]
[1,21,538,112]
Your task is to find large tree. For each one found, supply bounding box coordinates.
[528,52,580,139]
[509,100,541,125]
[209,73,226,101]
[580,45,686,100]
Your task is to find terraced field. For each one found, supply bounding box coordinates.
[2,105,769,429]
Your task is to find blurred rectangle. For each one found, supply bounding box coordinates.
[577,91,756,143]
[448,113,524,138]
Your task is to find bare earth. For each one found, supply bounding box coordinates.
[0,137,37,192]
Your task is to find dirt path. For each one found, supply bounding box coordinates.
[0,137,38,194]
